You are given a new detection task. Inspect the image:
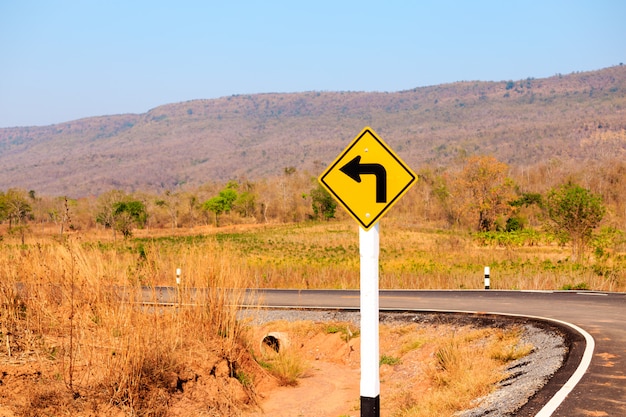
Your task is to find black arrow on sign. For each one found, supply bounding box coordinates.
[340,155,387,203]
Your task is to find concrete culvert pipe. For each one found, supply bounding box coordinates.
[261,332,289,354]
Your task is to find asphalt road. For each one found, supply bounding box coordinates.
[249,289,626,417]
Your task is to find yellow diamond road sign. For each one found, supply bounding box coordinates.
[319,127,417,230]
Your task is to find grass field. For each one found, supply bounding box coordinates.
[125,220,625,292]
[0,219,623,416]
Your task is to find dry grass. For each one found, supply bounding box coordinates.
[0,219,620,415]
[119,219,626,291]
[256,350,309,387]
[380,324,533,417]
[0,233,260,416]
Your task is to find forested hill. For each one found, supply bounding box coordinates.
[1,65,625,197]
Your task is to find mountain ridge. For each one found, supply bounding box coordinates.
[1,65,625,197]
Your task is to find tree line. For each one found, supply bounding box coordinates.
[1,155,624,259]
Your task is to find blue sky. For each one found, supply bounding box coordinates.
[1,0,624,127]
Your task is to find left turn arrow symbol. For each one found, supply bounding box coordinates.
[339,155,387,203]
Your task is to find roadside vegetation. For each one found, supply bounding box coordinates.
[0,234,260,416]
[0,227,544,416]
[1,151,625,415]
[247,319,533,417]
[6,151,623,291]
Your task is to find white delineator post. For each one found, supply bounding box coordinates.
[176,268,182,306]
[360,223,380,417]
[484,266,490,290]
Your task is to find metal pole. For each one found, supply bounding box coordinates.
[360,223,380,417]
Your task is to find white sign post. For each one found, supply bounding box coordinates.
[360,223,380,416]
[318,127,417,417]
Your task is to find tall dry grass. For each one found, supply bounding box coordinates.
[0,233,259,416]
[383,324,533,417]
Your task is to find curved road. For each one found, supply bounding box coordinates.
[249,289,625,416]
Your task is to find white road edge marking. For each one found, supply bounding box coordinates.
[576,292,608,296]
[534,317,595,417]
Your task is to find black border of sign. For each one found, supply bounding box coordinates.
[319,128,417,230]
